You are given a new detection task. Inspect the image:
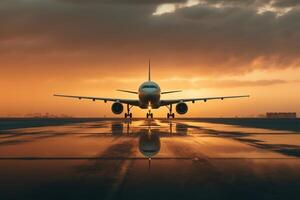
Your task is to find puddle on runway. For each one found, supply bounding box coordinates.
[0,118,299,199]
[181,121,298,134]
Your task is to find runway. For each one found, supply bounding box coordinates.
[0,118,300,200]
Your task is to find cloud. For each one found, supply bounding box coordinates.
[152,0,299,16]
[272,0,300,8]
[0,0,300,76]
[58,0,186,4]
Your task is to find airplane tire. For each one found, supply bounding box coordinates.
[167,113,170,118]
[146,113,149,118]
[151,113,153,118]
[125,113,127,118]
[172,113,175,118]
[129,113,132,118]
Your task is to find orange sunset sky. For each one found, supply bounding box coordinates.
[1,0,300,117]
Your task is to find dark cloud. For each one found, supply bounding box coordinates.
[272,0,300,8]
[0,0,300,76]
[57,0,186,4]
[205,0,300,8]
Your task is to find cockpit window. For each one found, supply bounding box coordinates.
[142,85,157,89]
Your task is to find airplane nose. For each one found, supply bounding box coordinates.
[143,88,159,94]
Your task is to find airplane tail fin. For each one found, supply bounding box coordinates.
[148,59,151,81]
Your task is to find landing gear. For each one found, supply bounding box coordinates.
[125,104,133,118]
[146,113,153,118]
[167,113,175,119]
[166,104,175,119]
[146,110,153,119]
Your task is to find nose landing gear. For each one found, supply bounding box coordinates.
[146,110,153,118]
[125,104,133,118]
[166,104,175,119]
[146,103,153,119]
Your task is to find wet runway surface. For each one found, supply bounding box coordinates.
[0,118,300,200]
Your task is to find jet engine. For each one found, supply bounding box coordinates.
[111,102,123,114]
[176,102,188,115]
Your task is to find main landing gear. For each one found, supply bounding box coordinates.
[125,113,132,118]
[166,104,175,119]
[125,104,133,118]
[167,113,175,118]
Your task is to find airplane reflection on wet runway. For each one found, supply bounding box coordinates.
[111,120,190,158]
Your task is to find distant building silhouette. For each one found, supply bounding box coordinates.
[24,113,72,118]
[266,112,297,118]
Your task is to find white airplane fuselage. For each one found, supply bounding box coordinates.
[138,81,161,109]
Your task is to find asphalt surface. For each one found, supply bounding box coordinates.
[0,118,300,200]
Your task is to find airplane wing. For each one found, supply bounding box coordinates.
[53,94,140,106]
[160,95,250,106]
[161,90,182,94]
[116,89,138,94]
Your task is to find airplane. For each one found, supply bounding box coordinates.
[54,60,249,118]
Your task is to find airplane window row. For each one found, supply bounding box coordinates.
[142,85,157,89]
